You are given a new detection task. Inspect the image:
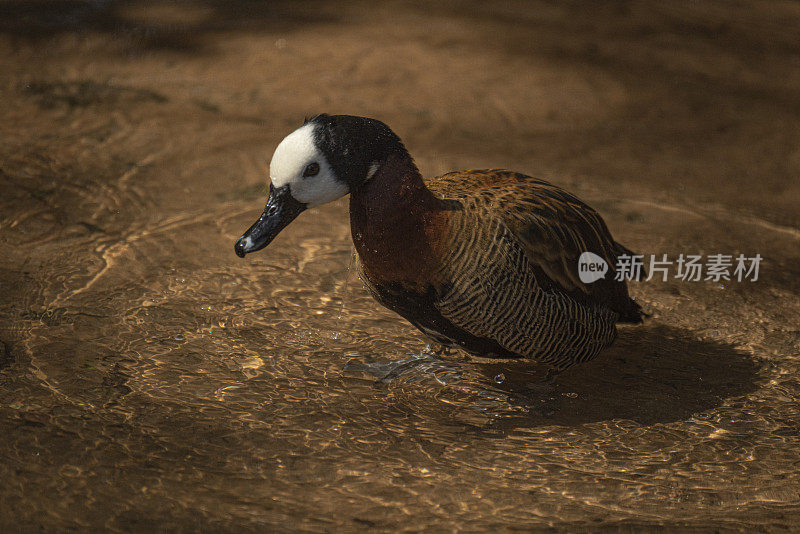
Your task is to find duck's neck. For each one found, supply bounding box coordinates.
[349,152,446,286]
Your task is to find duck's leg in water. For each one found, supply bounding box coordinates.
[342,343,463,385]
[428,343,454,357]
[518,365,563,397]
[544,366,564,384]
[375,344,461,384]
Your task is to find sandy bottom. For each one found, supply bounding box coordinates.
[1,1,800,531]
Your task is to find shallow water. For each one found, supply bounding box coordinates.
[2,1,800,531]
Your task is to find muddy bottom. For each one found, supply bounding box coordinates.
[1,1,800,531]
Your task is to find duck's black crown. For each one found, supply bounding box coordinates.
[306,114,412,189]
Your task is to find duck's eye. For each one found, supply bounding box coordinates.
[302,162,320,177]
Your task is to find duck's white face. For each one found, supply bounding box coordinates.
[269,123,348,208]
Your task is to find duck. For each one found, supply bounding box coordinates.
[235,114,644,373]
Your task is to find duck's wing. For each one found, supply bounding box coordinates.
[426,169,643,323]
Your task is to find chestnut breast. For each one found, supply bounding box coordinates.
[349,155,453,292]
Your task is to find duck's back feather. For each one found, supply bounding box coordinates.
[425,170,643,323]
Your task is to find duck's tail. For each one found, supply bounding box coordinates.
[613,241,650,324]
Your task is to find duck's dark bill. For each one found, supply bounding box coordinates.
[234,184,305,258]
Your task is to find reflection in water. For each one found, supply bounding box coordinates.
[2,0,800,531]
[477,326,760,426]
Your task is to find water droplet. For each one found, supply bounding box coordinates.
[494,373,505,384]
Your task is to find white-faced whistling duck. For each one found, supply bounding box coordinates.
[235,114,644,373]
